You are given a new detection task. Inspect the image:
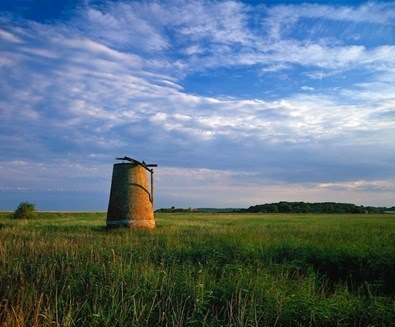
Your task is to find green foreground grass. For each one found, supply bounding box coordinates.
[0,212,394,326]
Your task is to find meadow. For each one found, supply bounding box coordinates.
[0,212,394,326]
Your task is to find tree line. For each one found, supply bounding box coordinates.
[240,202,384,214]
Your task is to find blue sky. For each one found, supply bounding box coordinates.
[0,0,394,210]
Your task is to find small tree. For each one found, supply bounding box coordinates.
[13,201,37,219]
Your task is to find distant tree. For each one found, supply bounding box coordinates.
[324,204,334,213]
[266,204,279,213]
[278,202,292,213]
[13,201,37,219]
[245,202,385,214]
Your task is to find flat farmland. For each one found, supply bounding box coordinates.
[0,212,394,326]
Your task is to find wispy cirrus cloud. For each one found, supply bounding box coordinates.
[318,180,395,192]
[0,27,22,43]
[264,2,395,40]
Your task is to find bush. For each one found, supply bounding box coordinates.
[13,201,37,219]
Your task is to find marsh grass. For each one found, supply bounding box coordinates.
[0,212,394,326]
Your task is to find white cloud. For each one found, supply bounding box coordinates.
[0,28,22,43]
[310,2,394,24]
[174,1,252,45]
[261,42,395,69]
[264,2,395,40]
[182,45,207,56]
[318,180,395,192]
[76,4,168,51]
[261,63,291,72]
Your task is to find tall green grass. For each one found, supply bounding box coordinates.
[0,212,394,326]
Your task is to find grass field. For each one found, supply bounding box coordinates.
[0,212,394,326]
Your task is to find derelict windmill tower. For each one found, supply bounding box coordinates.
[106,156,157,229]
